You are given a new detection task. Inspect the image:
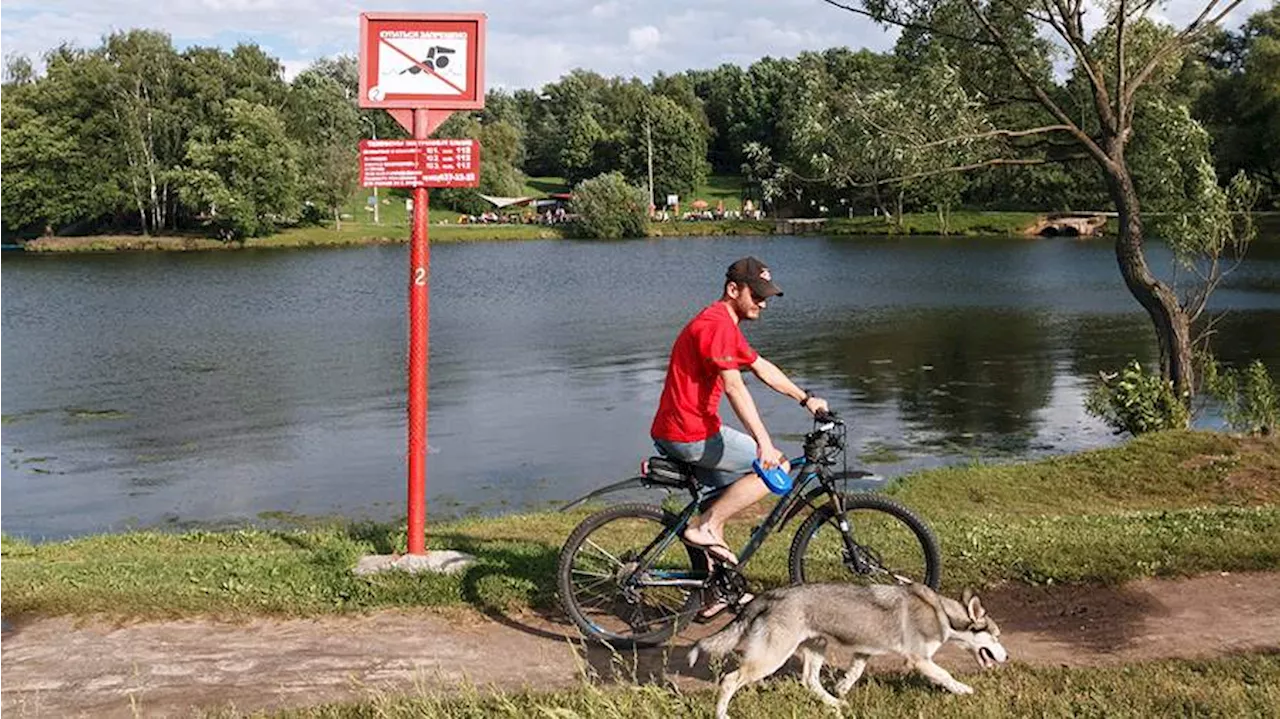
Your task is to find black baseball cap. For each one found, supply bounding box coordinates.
[726,256,783,299]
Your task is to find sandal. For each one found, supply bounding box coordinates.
[681,528,739,566]
[696,592,755,621]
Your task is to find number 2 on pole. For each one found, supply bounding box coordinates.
[413,267,427,286]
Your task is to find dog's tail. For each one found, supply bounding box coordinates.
[688,619,747,667]
[688,600,769,667]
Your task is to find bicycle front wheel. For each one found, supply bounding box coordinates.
[557,503,708,647]
[789,493,941,589]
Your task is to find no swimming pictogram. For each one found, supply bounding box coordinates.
[359,13,485,110]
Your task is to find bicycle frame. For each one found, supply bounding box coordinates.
[624,454,831,591]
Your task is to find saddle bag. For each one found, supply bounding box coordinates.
[641,456,697,489]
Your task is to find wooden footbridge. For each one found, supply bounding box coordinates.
[1023,213,1109,237]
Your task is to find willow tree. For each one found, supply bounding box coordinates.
[824,0,1254,405]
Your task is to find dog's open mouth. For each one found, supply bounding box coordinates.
[978,647,998,668]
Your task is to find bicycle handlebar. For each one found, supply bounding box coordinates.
[814,408,842,425]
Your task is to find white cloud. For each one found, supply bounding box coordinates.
[279,58,311,82]
[590,1,622,19]
[1155,0,1272,28]
[1,0,1268,92]
[628,25,661,53]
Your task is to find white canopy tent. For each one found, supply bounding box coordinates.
[477,195,536,208]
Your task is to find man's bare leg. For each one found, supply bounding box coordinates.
[698,473,773,538]
[685,464,782,553]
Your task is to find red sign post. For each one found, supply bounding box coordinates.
[359,13,485,557]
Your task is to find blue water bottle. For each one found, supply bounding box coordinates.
[752,459,793,495]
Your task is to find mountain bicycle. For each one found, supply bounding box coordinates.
[556,410,940,647]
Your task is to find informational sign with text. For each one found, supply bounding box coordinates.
[359,138,480,188]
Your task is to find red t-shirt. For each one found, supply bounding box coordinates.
[651,303,759,442]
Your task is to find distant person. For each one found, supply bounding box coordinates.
[650,257,828,616]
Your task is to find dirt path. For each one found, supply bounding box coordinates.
[4,571,1280,718]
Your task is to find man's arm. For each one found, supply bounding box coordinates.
[750,357,830,415]
[721,368,785,467]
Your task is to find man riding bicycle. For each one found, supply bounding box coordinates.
[651,257,829,614]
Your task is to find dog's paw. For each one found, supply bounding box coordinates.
[948,682,974,695]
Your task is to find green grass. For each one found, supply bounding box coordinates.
[522,175,568,196]
[222,653,1280,718]
[825,211,1043,236]
[689,174,748,211]
[647,220,775,237]
[3,431,1277,621]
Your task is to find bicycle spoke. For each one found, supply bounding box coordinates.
[582,538,624,568]
[572,574,617,596]
[560,507,704,645]
[795,502,934,587]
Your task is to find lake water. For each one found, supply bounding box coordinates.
[3,235,1279,539]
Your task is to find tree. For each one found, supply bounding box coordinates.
[571,172,649,239]
[780,49,989,225]
[823,0,1256,407]
[4,53,34,85]
[1,97,66,233]
[622,95,709,202]
[101,30,184,234]
[2,47,126,235]
[1194,5,1280,206]
[180,99,300,240]
[688,64,757,172]
[430,111,527,216]
[287,69,361,229]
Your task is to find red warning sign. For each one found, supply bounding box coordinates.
[359,138,480,188]
[359,13,485,110]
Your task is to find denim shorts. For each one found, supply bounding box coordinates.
[654,426,758,489]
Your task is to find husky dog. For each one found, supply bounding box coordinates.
[688,583,1008,719]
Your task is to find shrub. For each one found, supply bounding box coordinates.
[570,172,649,239]
[1085,360,1190,435]
[1202,358,1278,435]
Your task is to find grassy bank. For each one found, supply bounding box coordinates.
[18,212,1044,253]
[19,223,568,252]
[825,211,1042,236]
[3,431,1277,621]
[227,653,1280,718]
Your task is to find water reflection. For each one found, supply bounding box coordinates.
[3,235,1277,538]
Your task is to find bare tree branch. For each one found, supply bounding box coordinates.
[960,0,1112,167]
[779,155,1084,188]
[1116,0,1128,125]
[1054,0,1122,139]
[1124,0,1246,111]
[915,124,1075,149]
[1126,0,1161,21]
[1039,0,1102,94]
[992,0,1053,24]
[841,157,1060,188]
[817,0,1000,46]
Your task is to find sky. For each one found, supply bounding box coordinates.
[1,0,1272,90]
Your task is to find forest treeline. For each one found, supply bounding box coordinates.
[2,4,1277,240]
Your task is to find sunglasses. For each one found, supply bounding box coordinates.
[745,285,769,304]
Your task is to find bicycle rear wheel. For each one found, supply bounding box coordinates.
[789,493,941,589]
[557,503,708,647]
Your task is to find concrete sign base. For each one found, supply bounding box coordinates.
[353,551,475,576]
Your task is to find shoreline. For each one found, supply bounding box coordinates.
[3,430,1276,621]
[10,212,1066,253]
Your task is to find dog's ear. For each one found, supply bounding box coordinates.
[966,592,986,622]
